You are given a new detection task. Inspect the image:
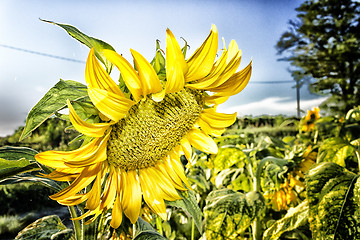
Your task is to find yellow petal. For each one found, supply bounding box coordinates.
[165,28,188,93]
[100,166,117,210]
[180,138,192,160]
[139,168,167,220]
[186,25,218,82]
[200,108,237,128]
[57,194,87,206]
[206,51,241,89]
[88,87,134,122]
[204,95,229,105]
[65,131,110,167]
[206,60,252,96]
[196,117,225,137]
[85,169,103,210]
[147,167,181,201]
[41,171,78,182]
[130,49,162,97]
[86,48,124,97]
[151,88,166,102]
[186,129,218,154]
[156,161,186,191]
[121,170,142,224]
[50,162,102,201]
[35,138,100,169]
[110,195,123,229]
[67,100,113,138]
[103,49,142,101]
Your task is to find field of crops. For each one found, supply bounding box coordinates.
[0,106,359,239]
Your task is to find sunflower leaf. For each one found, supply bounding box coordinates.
[306,162,360,239]
[204,189,265,239]
[41,19,115,73]
[263,200,309,240]
[0,146,40,181]
[15,215,72,240]
[20,79,88,141]
[165,189,203,233]
[134,217,167,240]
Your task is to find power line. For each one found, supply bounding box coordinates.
[1,43,296,85]
[251,80,294,84]
[0,43,86,64]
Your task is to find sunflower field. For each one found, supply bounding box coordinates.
[0,22,360,240]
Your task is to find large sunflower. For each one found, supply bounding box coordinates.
[35,25,252,228]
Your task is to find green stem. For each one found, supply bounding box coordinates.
[68,206,83,240]
[355,150,360,172]
[156,216,163,236]
[191,218,195,240]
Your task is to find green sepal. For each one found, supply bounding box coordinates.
[20,79,88,141]
[150,40,166,77]
[41,19,116,73]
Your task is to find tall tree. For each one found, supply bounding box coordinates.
[276,0,360,114]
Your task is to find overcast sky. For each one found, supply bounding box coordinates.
[0,0,326,137]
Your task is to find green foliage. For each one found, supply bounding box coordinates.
[306,162,360,239]
[20,80,88,141]
[276,0,360,114]
[42,19,116,73]
[15,215,72,240]
[165,190,202,233]
[263,200,309,240]
[0,146,40,181]
[204,189,265,239]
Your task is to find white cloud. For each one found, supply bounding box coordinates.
[218,96,328,117]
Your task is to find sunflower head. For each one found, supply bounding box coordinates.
[301,106,320,132]
[35,25,252,228]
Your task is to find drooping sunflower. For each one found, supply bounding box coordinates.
[301,106,320,132]
[35,25,252,228]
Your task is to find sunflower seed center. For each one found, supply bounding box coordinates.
[107,88,204,171]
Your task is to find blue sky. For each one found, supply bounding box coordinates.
[0,0,326,136]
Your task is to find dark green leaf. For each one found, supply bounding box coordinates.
[204,189,265,239]
[0,146,37,160]
[15,215,72,240]
[20,80,87,141]
[318,137,355,167]
[263,200,309,240]
[166,189,203,233]
[306,162,360,239]
[134,217,166,240]
[0,146,40,181]
[42,19,115,73]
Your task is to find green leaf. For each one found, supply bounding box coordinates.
[212,147,247,174]
[306,162,360,239]
[0,146,38,160]
[166,189,203,233]
[204,189,265,239]
[15,215,72,240]
[20,80,88,141]
[42,19,116,73]
[318,137,355,167]
[134,217,167,240]
[263,200,309,240]
[0,146,40,181]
